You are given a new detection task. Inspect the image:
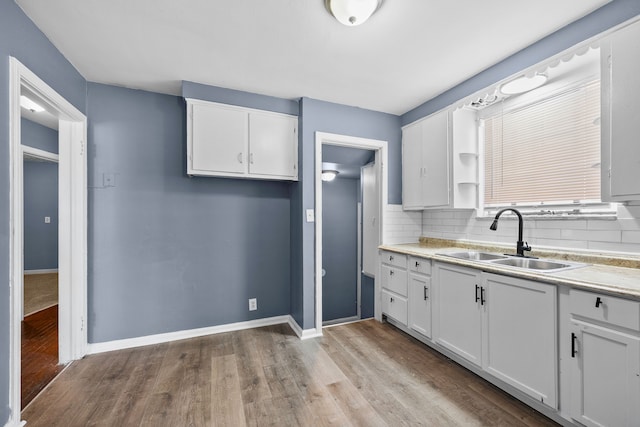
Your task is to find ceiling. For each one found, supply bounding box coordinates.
[16,0,610,115]
[323,145,375,179]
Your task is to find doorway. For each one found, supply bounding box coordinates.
[314,132,388,334]
[9,58,87,422]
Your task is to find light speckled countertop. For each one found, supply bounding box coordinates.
[380,242,640,301]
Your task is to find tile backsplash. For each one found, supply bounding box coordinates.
[383,204,422,244]
[421,203,640,255]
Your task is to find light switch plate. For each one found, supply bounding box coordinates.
[44,216,51,224]
[305,209,315,223]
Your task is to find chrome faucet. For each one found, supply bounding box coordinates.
[489,208,533,257]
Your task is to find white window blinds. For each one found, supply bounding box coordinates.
[483,79,601,206]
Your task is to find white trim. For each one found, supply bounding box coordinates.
[315,132,388,333]
[24,268,59,275]
[88,316,292,354]
[287,315,323,340]
[9,58,88,426]
[323,315,360,327]
[22,145,59,163]
[357,202,362,320]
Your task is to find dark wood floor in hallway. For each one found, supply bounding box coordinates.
[21,319,558,426]
[21,304,65,409]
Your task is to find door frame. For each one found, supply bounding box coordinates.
[314,132,387,334]
[9,57,87,422]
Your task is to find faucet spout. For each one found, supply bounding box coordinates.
[489,208,533,257]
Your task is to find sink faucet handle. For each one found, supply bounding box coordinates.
[523,241,532,252]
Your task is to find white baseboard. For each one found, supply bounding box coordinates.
[24,268,58,275]
[2,417,26,427]
[87,315,291,354]
[287,316,323,340]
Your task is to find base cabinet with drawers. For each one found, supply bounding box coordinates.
[380,251,408,325]
[568,289,640,427]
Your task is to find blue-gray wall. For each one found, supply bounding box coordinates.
[23,160,58,271]
[402,0,640,125]
[0,0,86,422]
[322,178,358,321]
[22,119,59,271]
[21,118,58,154]
[87,82,292,342]
[291,97,402,329]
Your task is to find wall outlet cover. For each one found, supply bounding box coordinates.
[305,209,315,223]
[249,298,257,311]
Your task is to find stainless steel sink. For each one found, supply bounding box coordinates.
[490,257,586,272]
[439,251,508,261]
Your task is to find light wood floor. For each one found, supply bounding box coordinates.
[22,320,558,426]
[23,273,58,316]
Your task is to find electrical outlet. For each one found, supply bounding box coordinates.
[249,298,257,311]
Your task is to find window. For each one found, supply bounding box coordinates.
[483,79,601,209]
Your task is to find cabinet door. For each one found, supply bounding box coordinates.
[433,263,482,366]
[190,102,247,175]
[381,289,408,326]
[402,122,424,210]
[570,321,640,427]
[604,20,640,201]
[248,112,297,179]
[421,110,450,208]
[483,274,557,408]
[408,273,431,338]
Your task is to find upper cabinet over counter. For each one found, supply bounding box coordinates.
[186,98,298,181]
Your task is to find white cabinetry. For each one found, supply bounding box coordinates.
[483,273,557,408]
[186,99,298,180]
[601,19,640,201]
[433,263,483,366]
[568,289,640,427]
[402,110,450,209]
[433,263,557,408]
[408,257,432,338]
[380,251,408,325]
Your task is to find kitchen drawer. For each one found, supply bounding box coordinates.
[381,289,408,326]
[570,289,640,331]
[380,250,407,269]
[409,256,431,275]
[381,264,408,297]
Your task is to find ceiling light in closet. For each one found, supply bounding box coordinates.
[500,74,548,95]
[322,170,339,181]
[325,0,382,26]
[20,95,45,113]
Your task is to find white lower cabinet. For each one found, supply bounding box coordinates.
[433,264,558,408]
[483,273,557,409]
[568,290,640,427]
[408,273,431,338]
[381,289,408,325]
[380,251,408,326]
[433,263,483,367]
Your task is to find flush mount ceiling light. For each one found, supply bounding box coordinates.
[322,170,339,181]
[325,0,382,26]
[20,95,45,113]
[500,74,548,95]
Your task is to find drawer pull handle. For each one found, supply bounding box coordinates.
[390,296,394,303]
[480,286,486,305]
[389,255,394,262]
[595,297,603,308]
[423,286,428,300]
[415,261,420,268]
[571,333,577,358]
[389,270,394,276]
[475,285,480,303]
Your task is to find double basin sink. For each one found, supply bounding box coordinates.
[438,251,587,273]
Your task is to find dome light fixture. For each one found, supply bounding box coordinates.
[500,74,548,95]
[322,170,339,182]
[325,0,382,26]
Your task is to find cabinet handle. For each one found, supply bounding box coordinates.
[389,270,394,276]
[389,255,394,261]
[475,284,480,303]
[237,152,243,164]
[423,286,428,300]
[480,287,486,305]
[415,261,420,268]
[595,297,603,308]
[390,296,394,303]
[571,333,577,358]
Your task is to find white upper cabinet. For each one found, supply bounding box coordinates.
[402,109,451,210]
[601,19,640,201]
[186,99,298,181]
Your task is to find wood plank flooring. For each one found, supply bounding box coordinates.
[22,320,559,426]
[22,304,65,409]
